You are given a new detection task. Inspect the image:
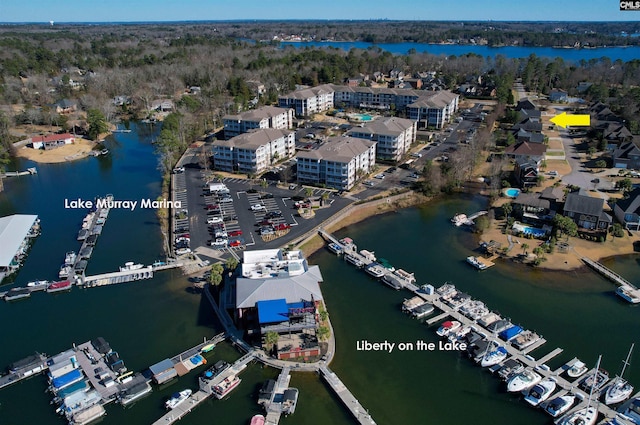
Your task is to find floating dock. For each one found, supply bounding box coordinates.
[319,365,377,425]
[582,257,640,303]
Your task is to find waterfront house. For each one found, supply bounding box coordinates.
[512,187,564,224]
[549,89,569,102]
[613,187,640,231]
[53,99,77,114]
[223,106,294,139]
[31,133,74,150]
[296,136,376,190]
[211,128,295,174]
[150,99,174,112]
[346,117,417,162]
[563,189,612,230]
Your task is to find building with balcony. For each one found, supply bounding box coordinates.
[347,117,416,162]
[277,84,334,117]
[296,136,376,190]
[223,106,294,139]
[212,128,295,174]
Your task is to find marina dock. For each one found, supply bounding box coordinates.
[317,229,638,423]
[263,367,291,425]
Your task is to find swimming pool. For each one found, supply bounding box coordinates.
[512,222,549,238]
[504,188,521,198]
[349,113,373,122]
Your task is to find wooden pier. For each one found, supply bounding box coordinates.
[582,257,640,303]
[319,365,377,425]
[264,367,292,425]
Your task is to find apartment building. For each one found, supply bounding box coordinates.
[277,84,334,116]
[347,117,417,162]
[212,128,295,174]
[406,91,459,129]
[223,106,294,139]
[296,136,376,190]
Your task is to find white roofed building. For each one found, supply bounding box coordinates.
[223,106,294,139]
[347,117,417,162]
[0,214,40,282]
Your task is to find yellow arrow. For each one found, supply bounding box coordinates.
[550,112,591,128]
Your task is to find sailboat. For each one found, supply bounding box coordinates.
[604,343,634,405]
[558,355,601,425]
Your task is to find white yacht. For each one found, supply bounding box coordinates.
[545,394,576,417]
[506,368,542,392]
[436,320,461,337]
[466,256,488,270]
[165,389,192,410]
[120,261,144,272]
[524,377,556,406]
[451,213,468,226]
[480,345,508,368]
[559,356,603,425]
[567,360,588,378]
[604,344,635,405]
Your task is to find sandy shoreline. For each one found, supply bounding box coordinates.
[14,138,98,164]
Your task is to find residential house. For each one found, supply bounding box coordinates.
[549,89,569,102]
[512,186,564,224]
[577,82,593,93]
[246,80,266,97]
[614,187,640,231]
[211,128,295,174]
[112,95,131,106]
[504,141,547,163]
[346,117,417,162]
[515,98,537,111]
[515,128,545,144]
[223,106,294,139]
[53,99,77,114]
[563,189,612,230]
[296,136,376,190]
[30,133,74,150]
[151,99,174,112]
[513,158,540,188]
[613,137,640,169]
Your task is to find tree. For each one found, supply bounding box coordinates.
[521,243,530,256]
[553,214,578,237]
[616,178,633,193]
[264,331,279,349]
[474,215,490,234]
[225,257,239,273]
[611,223,625,238]
[502,202,513,219]
[208,262,225,286]
[305,187,314,198]
[316,326,330,342]
[86,109,108,140]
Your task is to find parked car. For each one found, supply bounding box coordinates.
[265,211,283,219]
[228,240,242,247]
[210,238,228,247]
[228,230,243,237]
[274,223,290,231]
[207,216,223,224]
[175,247,191,255]
[223,215,238,222]
[374,173,385,179]
[258,219,273,226]
[289,184,298,190]
[260,193,274,199]
[385,167,397,174]
[251,204,266,212]
[259,226,274,235]
[410,152,423,158]
[363,181,375,187]
[219,197,233,203]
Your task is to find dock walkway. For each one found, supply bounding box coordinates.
[264,367,291,425]
[582,257,640,303]
[319,365,377,425]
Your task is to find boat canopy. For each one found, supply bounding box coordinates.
[441,321,453,328]
[499,325,524,341]
[52,368,83,389]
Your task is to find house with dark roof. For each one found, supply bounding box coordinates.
[614,188,640,231]
[515,98,536,111]
[505,141,547,163]
[515,128,545,144]
[549,89,568,102]
[513,158,539,188]
[613,137,640,169]
[563,189,611,230]
[512,186,564,224]
[53,99,77,114]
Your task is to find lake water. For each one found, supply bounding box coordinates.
[1,125,639,425]
[281,41,640,62]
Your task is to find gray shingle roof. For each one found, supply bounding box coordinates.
[296,136,375,163]
[214,128,292,150]
[235,265,324,309]
[564,191,605,217]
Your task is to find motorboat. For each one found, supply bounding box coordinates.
[524,377,556,406]
[512,330,541,350]
[567,360,588,378]
[436,320,461,337]
[449,325,473,343]
[345,254,365,268]
[165,389,192,409]
[64,251,77,265]
[327,243,343,255]
[560,355,603,425]
[604,343,635,405]
[545,394,576,417]
[506,368,542,392]
[250,415,266,425]
[59,264,73,279]
[213,375,241,399]
[451,213,468,226]
[120,261,144,272]
[557,405,598,425]
[480,345,508,368]
[466,256,488,270]
[365,262,387,278]
[579,368,609,392]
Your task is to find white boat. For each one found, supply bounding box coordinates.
[59,265,73,279]
[436,320,461,337]
[559,356,603,425]
[327,243,343,255]
[213,375,241,399]
[365,263,386,278]
[480,345,508,367]
[26,280,49,289]
[545,394,576,417]
[616,286,640,304]
[604,343,635,405]
[451,213,468,226]
[567,360,588,378]
[345,254,365,268]
[165,389,192,409]
[506,368,542,392]
[512,330,541,350]
[466,256,488,270]
[524,377,556,406]
[119,261,144,272]
[64,251,77,265]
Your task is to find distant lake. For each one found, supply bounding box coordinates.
[280,41,640,62]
